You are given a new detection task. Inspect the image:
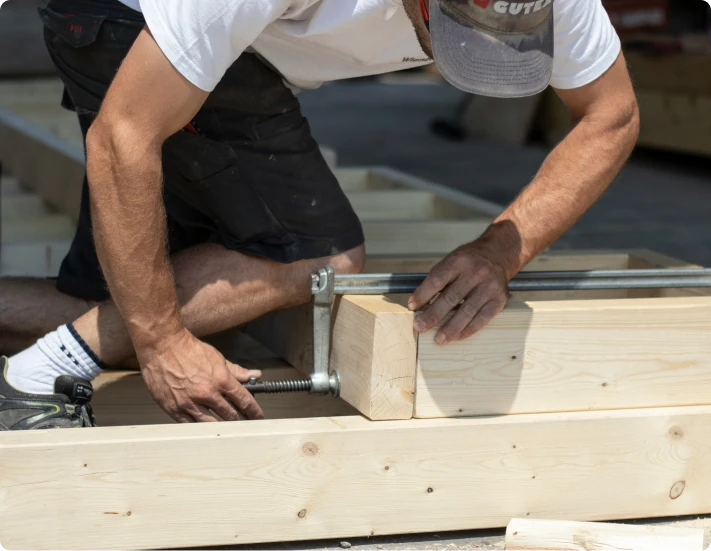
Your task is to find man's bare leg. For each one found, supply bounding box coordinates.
[74,243,365,366]
[0,278,96,355]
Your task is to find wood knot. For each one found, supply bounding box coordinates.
[302,442,319,456]
[668,427,684,440]
[601,382,608,387]
[427,487,434,493]
[670,480,686,500]
[384,466,390,471]
[298,509,307,518]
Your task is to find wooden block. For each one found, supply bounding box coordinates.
[246,295,417,421]
[0,241,70,277]
[363,220,491,256]
[1,215,76,243]
[415,297,711,418]
[3,405,711,549]
[504,518,704,551]
[331,295,416,420]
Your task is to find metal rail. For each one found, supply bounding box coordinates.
[334,268,711,295]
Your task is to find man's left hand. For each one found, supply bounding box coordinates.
[408,243,509,344]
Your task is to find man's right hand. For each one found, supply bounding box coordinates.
[138,329,264,423]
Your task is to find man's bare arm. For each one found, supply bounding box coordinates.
[410,53,640,343]
[86,29,263,422]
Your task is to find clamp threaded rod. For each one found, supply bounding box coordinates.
[243,377,313,395]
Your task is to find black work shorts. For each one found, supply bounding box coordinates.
[41,0,364,302]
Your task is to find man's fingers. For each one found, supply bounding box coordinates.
[408,262,457,312]
[413,276,473,335]
[434,285,491,344]
[206,396,246,422]
[223,382,265,420]
[458,300,505,341]
[183,403,219,423]
[226,361,262,383]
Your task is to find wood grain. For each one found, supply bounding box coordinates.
[415,297,711,418]
[331,295,416,420]
[2,405,711,549]
[504,518,704,551]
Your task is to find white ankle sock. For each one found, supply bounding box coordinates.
[7,324,104,395]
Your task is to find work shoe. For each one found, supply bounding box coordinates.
[0,356,96,430]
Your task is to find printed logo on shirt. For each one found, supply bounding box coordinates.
[0,0,9,7]
[403,57,431,62]
[471,0,491,7]
[493,0,551,15]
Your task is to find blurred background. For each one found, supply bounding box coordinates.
[1,0,710,264]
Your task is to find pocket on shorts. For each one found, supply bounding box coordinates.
[163,133,288,244]
[39,7,106,48]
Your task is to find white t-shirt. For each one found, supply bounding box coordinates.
[117,0,620,93]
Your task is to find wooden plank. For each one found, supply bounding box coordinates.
[0,107,84,221]
[3,405,711,550]
[245,295,417,421]
[335,166,504,217]
[415,297,711,418]
[363,220,491,256]
[347,190,437,220]
[0,241,70,277]
[504,518,704,551]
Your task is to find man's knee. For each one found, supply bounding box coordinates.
[331,244,366,275]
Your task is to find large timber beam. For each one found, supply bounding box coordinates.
[2,405,711,550]
[416,296,711,418]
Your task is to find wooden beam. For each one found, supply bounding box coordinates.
[0,241,70,277]
[331,295,416,420]
[3,405,711,550]
[363,220,490,256]
[0,107,84,221]
[348,190,436,220]
[504,518,704,551]
[415,297,711,418]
